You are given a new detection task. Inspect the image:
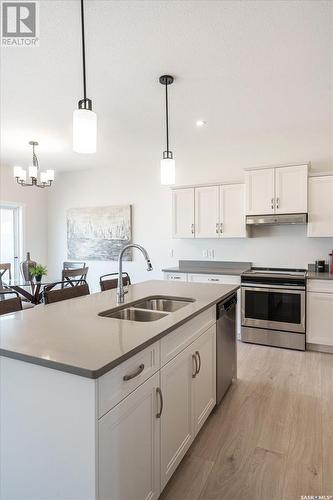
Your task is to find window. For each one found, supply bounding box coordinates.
[0,204,22,280]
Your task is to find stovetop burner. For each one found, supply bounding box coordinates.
[243,267,307,278]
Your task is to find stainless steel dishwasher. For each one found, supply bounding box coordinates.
[216,293,237,405]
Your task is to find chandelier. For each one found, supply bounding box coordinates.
[13,141,54,188]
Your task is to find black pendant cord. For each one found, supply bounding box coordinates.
[165,82,169,153]
[80,0,87,101]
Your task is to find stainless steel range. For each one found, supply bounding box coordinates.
[241,267,306,350]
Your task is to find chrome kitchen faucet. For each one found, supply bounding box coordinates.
[117,244,153,303]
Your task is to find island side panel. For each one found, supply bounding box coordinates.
[0,357,97,500]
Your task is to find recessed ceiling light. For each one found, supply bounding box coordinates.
[196,120,206,127]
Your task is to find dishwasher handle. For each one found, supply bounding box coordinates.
[217,295,237,317]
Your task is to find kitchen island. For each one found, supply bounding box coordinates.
[0,280,238,500]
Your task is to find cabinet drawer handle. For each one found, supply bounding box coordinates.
[172,276,180,280]
[192,354,198,378]
[276,197,280,209]
[156,387,163,418]
[195,351,201,374]
[123,363,145,381]
[271,198,274,210]
[208,278,219,282]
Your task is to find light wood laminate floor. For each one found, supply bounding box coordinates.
[160,341,333,500]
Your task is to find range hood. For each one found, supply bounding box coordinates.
[246,213,308,225]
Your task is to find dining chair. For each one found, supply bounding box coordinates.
[43,280,90,304]
[61,266,89,287]
[0,263,12,286]
[99,272,131,292]
[63,261,86,270]
[0,290,22,315]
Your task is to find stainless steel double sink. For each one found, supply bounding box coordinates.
[98,296,195,322]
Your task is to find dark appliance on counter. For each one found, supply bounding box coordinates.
[216,293,237,405]
[241,268,306,351]
[315,260,326,273]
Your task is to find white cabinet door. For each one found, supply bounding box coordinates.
[307,292,333,347]
[245,169,275,215]
[160,345,194,490]
[192,325,216,436]
[275,165,308,214]
[307,176,333,237]
[98,373,160,500]
[172,188,195,238]
[195,186,220,238]
[220,184,246,238]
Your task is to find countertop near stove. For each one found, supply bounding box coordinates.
[162,260,252,276]
[0,280,239,379]
[307,271,333,280]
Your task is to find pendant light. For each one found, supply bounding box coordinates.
[73,0,97,154]
[159,75,175,185]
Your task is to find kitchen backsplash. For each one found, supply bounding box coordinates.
[170,225,333,270]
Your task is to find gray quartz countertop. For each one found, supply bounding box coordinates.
[307,271,333,280]
[0,280,238,379]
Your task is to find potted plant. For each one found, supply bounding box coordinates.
[30,264,47,283]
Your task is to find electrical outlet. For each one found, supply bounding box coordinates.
[203,249,208,258]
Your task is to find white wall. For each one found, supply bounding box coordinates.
[0,165,48,266]
[47,163,333,292]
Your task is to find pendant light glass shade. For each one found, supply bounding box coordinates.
[160,158,175,185]
[73,108,97,153]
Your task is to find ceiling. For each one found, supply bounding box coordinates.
[1,0,332,176]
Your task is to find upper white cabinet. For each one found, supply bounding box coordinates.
[195,186,220,238]
[220,184,246,238]
[172,188,195,238]
[172,183,246,239]
[275,165,308,214]
[245,168,275,215]
[307,175,333,237]
[245,164,308,215]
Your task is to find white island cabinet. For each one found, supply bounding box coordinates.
[1,305,218,500]
[160,323,216,489]
[99,373,161,500]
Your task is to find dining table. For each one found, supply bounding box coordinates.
[1,277,59,305]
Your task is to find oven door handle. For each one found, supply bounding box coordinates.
[241,283,305,291]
